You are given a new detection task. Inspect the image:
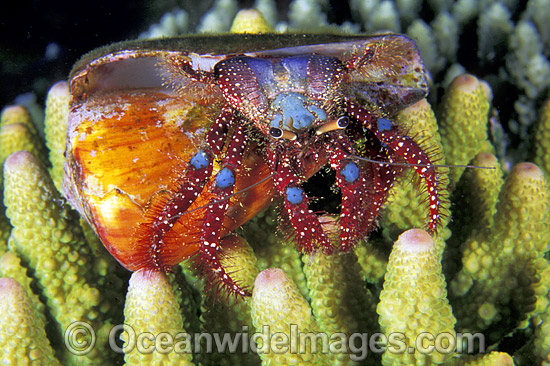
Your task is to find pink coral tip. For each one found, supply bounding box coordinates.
[49,81,69,96]
[0,277,22,295]
[395,229,434,253]
[252,268,295,304]
[475,152,498,166]
[3,150,36,172]
[512,162,544,180]
[254,268,286,290]
[406,98,429,112]
[2,105,26,115]
[128,268,165,289]
[450,74,480,92]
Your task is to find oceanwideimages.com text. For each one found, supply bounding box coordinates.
[65,322,485,361]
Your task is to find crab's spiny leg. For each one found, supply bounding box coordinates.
[197,122,250,297]
[329,134,371,251]
[267,148,333,254]
[146,105,234,269]
[329,133,399,251]
[360,133,403,224]
[360,137,402,232]
[344,99,441,234]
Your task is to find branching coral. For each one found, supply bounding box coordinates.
[122,269,195,366]
[5,86,547,366]
[450,162,549,336]
[1,3,550,366]
[2,150,124,366]
[377,229,456,365]
[0,278,60,365]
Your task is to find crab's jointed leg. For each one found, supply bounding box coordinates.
[140,105,234,269]
[266,148,334,254]
[196,121,251,297]
[344,99,441,234]
[329,133,400,251]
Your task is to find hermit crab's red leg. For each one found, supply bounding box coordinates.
[141,104,234,269]
[329,133,399,251]
[344,99,441,234]
[266,148,333,254]
[360,135,403,231]
[328,133,371,251]
[196,122,250,297]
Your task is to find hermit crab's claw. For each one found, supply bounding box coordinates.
[266,147,335,254]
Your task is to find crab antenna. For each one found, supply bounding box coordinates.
[350,155,496,170]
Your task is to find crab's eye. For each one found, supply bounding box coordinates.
[337,116,349,129]
[315,116,349,135]
[269,127,283,139]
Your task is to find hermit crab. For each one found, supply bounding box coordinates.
[63,34,441,297]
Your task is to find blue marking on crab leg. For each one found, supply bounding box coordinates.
[285,186,304,204]
[138,104,234,272]
[345,99,442,235]
[190,150,209,169]
[376,118,393,132]
[341,161,360,183]
[215,167,235,188]
[329,135,385,252]
[266,149,333,254]
[198,121,251,297]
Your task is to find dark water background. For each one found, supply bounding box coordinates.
[0,0,352,109]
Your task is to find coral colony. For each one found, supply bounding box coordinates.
[1,1,550,365]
